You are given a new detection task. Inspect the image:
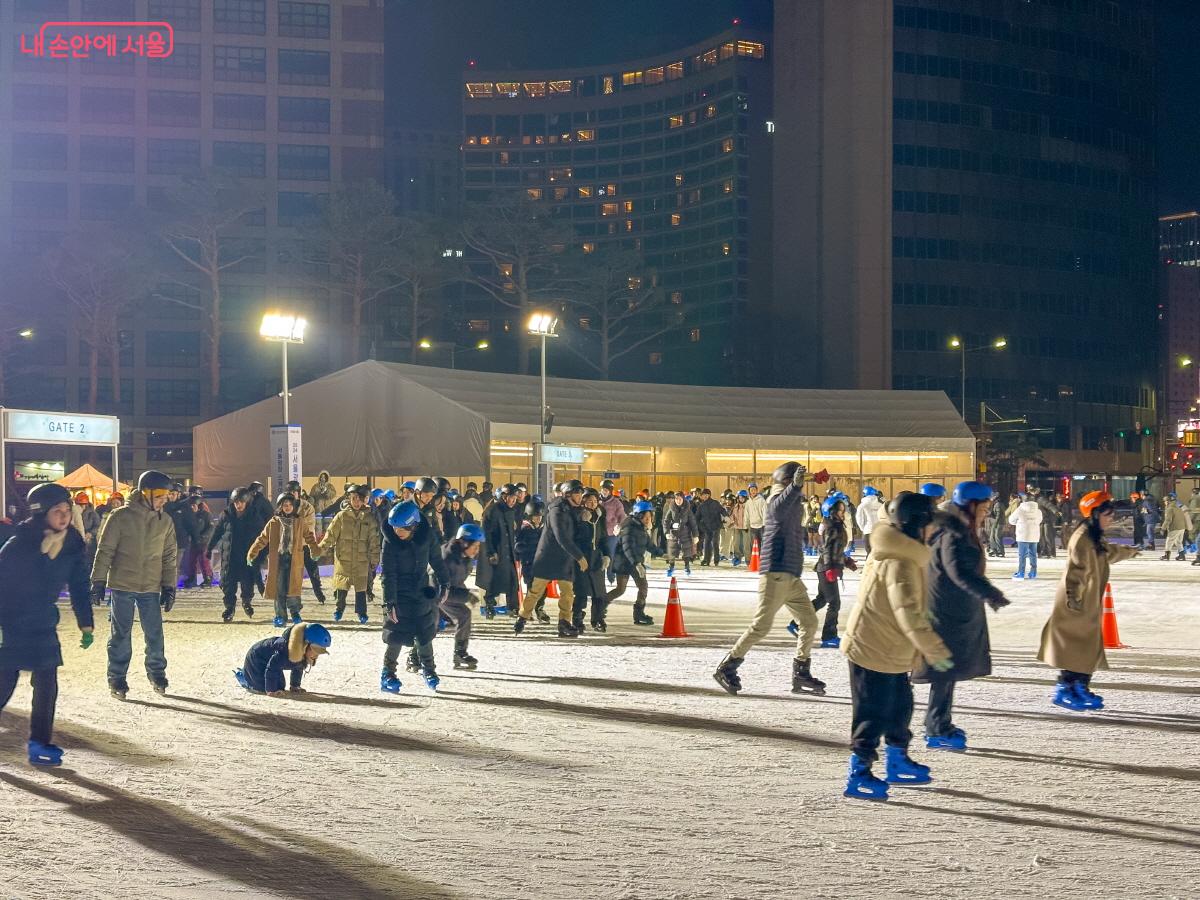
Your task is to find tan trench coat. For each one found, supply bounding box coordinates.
[248,515,319,599]
[1038,523,1138,674]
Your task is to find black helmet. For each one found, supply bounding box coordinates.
[414,477,439,495]
[525,499,545,516]
[600,478,615,490]
[499,483,520,498]
[188,484,204,497]
[582,487,601,500]
[772,461,806,486]
[286,480,302,493]
[436,477,452,495]
[888,491,935,541]
[138,470,173,493]
[351,484,371,499]
[248,481,264,493]
[561,479,585,495]
[169,480,185,493]
[229,487,250,503]
[26,482,72,515]
[275,492,297,511]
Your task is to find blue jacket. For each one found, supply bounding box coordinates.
[242,624,308,693]
[760,483,808,577]
[0,521,93,670]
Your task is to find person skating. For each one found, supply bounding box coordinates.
[1038,491,1139,710]
[244,481,274,596]
[813,492,857,649]
[0,483,95,766]
[728,490,750,565]
[662,491,698,577]
[605,499,659,627]
[713,463,825,696]
[571,489,609,632]
[319,484,381,624]
[208,487,259,621]
[695,489,725,566]
[514,498,543,602]
[840,492,952,801]
[911,482,1009,751]
[235,622,331,696]
[441,523,485,669]
[247,493,321,628]
[165,482,200,588]
[744,482,767,552]
[514,480,589,638]
[1008,492,1042,579]
[286,480,327,604]
[91,470,178,700]
[599,479,626,583]
[478,484,521,619]
[379,501,448,693]
[187,488,215,588]
[854,487,884,556]
[308,471,337,522]
[1160,493,1191,561]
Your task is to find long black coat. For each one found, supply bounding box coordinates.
[612,515,654,577]
[380,518,447,647]
[912,506,1008,684]
[476,501,517,592]
[0,521,93,670]
[531,497,587,581]
[695,497,725,532]
[208,507,258,583]
[572,508,607,599]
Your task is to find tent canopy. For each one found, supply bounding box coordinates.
[57,463,128,494]
[194,360,974,489]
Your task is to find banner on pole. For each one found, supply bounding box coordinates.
[270,425,302,495]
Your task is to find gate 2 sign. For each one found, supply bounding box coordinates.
[4,410,119,445]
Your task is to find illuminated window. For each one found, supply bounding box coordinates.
[720,42,735,61]
[666,61,683,80]
[649,352,663,365]
[604,183,617,196]
[548,167,572,182]
[498,151,510,164]
[466,136,478,145]
[466,82,494,98]
[625,219,634,232]
[765,120,776,133]
[623,200,634,213]
[582,242,596,253]
[600,202,618,216]
[675,173,684,186]
[646,66,664,85]
[702,48,718,67]
[670,291,683,305]
[496,82,520,97]
[602,76,614,95]
[627,276,643,290]
[578,186,594,198]
[576,129,595,142]
[499,263,513,277]
[622,71,643,86]
[479,135,492,145]
[722,242,731,256]
[737,40,765,59]
[689,328,701,342]
[553,187,568,200]
[722,138,734,153]
[669,114,684,129]
[524,82,547,97]
[549,80,572,94]
[705,104,717,118]
[722,179,733,193]
[527,188,543,200]
[671,213,682,226]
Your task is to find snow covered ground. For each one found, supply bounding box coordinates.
[1,550,1197,900]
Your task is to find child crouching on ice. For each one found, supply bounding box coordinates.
[440,524,485,670]
[235,622,331,696]
[840,492,952,801]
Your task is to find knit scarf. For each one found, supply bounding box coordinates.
[41,528,67,560]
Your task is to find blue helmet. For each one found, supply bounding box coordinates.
[447,489,461,500]
[402,481,416,491]
[302,623,332,648]
[737,489,749,498]
[632,500,654,514]
[918,483,947,499]
[456,523,485,543]
[863,486,881,497]
[369,488,385,500]
[821,495,847,518]
[387,500,422,528]
[384,489,397,502]
[747,482,758,489]
[951,481,995,507]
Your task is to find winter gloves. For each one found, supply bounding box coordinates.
[90,581,107,605]
[929,656,954,673]
[160,586,176,612]
[80,630,94,650]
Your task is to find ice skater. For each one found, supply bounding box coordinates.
[440,523,484,670]
[813,492,857,648]
[319,484,382,624]
[235,622,332,696]
[840,492,951,801]
[0,484,95,766]
[208,487,259,621]
[246,493,320,628]
[605,499,659,628]
[380,501,448,693]
[1038,491,1139,711]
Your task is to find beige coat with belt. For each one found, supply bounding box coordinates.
[841,523,951,673]
[1038,523,1138,674]
[247,515,319,599]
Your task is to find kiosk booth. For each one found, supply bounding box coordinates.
[0,408,120,517]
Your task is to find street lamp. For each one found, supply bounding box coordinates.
[949,336,1007,420]
[418,338,489,370]
[527,312,559,445]
[260,312,307,424]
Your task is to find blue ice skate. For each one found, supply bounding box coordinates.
[291,612,302,624]
[665,565,675,578]
[885,746,932,785]
[1076,684,1104,709]
[786,620,799,637]
[437,615,449,632]
[358,614,368,625]
[843,753,888,801]
[925,727,967,751]
[820,636,841,649]
[272,615,285,627]
[380,668,402,694]
[28,740,64,767]
[233,668,250,691]
[332,609,343,622]
[423,671,440,691]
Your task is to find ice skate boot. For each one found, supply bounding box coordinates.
[332,609,343,622]
[108,677,129,700]
[357,614,368,625]
[1076,683,1104,709]
[534,603,551,624]
[713,654,743,695]
[291,612,302,625]
[632,603,654,626]
[1176,552,1187,561]
[437,614,450,632]
[792,658,826,695]
[272,615,285,627]
[481,600,496,620]
[557,620,579,638]
[925,727,967,751]
[843,753,889,801]
[422,666,440,691]
[665,564,675,578]
[513,616,527,634]
[1052,682,1089,710]
[201,578,213,588]
[453,640,478,670]
[684,562,692,575]
[380,667,402,694]
[572,613,586,634]
[405,648,421,673]
[820,636,840,649]
[27,740,64,767]
[242,601,254,618]
[222,611,234,623]
[884,746,932,785]
[786,620,799,637]
[150,675,168,696]
[1160,552,1171,560]
[233,668,250,691]
[590,617,607,632]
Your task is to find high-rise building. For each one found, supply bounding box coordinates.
[1158,212,1200,440]
[458,28,772,384]
[0,0,384,476]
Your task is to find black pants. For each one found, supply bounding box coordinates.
[812,575,841,641]
[924,680,956,737]
[700,529,720,564]
[485,562,519,609]
[848,662,913,762]
[303,547,323,594]
[749,527,763,551]
[222,569,256,616]
[1059,669,1091,687]
[335,590,368,618]
[0,667,58,744]
[385,638,433,674]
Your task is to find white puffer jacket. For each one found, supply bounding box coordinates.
[1007,499,1043,544]
[854,494,884,536]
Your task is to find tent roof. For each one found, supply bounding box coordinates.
[194,361,973,487]
[57,463,128,493]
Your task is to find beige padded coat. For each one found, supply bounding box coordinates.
[318,506,381,592]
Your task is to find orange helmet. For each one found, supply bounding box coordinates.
[110,492,124,503]
[1079,490,1113,518]
[75,492,90,505]
[1129,491,1141,501]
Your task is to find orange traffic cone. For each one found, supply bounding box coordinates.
[546,579,560,600]
[515,562,525,603]
[660,577,689,638]
[1101,583,1128,649]
[748,538,761,573]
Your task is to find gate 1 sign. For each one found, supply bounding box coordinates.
[4,410,119,445]
[270,425,303,495]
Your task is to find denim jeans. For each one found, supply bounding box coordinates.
[1015,541,1037,577]
[107,590,167,682]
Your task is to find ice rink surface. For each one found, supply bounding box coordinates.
[0,551,1197,899]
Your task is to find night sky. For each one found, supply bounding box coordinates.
[390,0,1197,214]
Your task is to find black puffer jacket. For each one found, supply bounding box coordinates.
[380,517,448,646]
[760,483,807,576]
[531,496,587,581]
[695,497,725,531]
[208,506,258,582]
[912,505,1008,684]
[612,515,655,577]
[572,507,607,599]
